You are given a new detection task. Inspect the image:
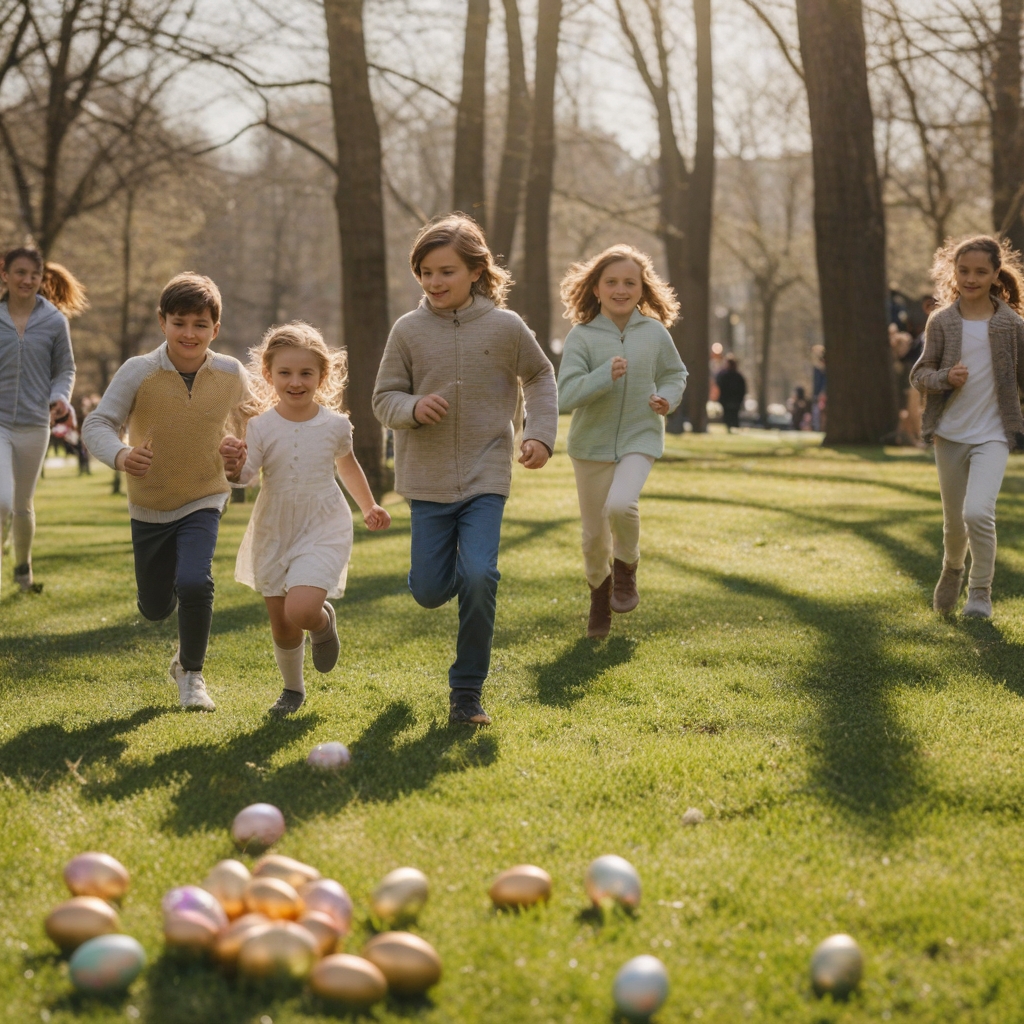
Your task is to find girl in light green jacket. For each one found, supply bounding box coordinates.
[557,245,687,639]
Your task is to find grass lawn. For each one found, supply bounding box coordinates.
[4,424,1024,1023]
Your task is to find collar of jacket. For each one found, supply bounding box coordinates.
[0,294,60,331]
[154,340,216,373]
[950,296,1018,327]
[589,309,648,335]
[419,294,495,324]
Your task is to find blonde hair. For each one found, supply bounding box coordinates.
[242,321,348,419]
[559,244,680,326]
[931,235,1024,315]
[1,247,89,317]
[409,214,512,307]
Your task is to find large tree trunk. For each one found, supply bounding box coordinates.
[795,0,896,444]
[324,0,392,495]
[522,0,563,353]
[757,292,776,427]
[993,0,1024,252]
[453,0,490,219]
[490,0,530,265]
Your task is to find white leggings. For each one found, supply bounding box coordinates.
[571,453,655,588]
[0,424,50,580]
[934,436,1009,589]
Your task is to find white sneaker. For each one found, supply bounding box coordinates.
[168,651,216,710]
[962,586,993,619]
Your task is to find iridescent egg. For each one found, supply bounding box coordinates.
[162,885,228,930]
[69,934,146,994]
[613,955,669,1019]
[811,934,863,998]
[371,867,428,923]
[202,859,251,919]
[45,897,120,952]
[307,742,351,771]
[299,879,353,935]
[489,864,552,909]
[298,911,341,956]
[362,931,441,994]
[244,876,304,920]
[163,909,221,952]
[237,921,318,980]
[252,853,320,890]
[311,953,388,1006]
[63,852,130,901]
[213,914,272,967]
[231,802,286,850]
[585,855,641,910]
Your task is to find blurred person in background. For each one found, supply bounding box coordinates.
[715,354,746,433]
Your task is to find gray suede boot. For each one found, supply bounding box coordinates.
[962,586,992,618]
[932,565,964,614]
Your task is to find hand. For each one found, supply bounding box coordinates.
[117,441,153,478]
[220,435,247,480]
[611,356,628,381]
[49,399,70,425]
[649,394,670,415]
[947,362,968,388]
[519,439,550,469]
[363,504,392,531]
[414,394,449,425]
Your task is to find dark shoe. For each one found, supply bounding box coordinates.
[269,689,305,715]
[588,575,612,638]
[448,700,492,726]
[610,558,639,613]
[310,601,339,673]
[14,563,42,594]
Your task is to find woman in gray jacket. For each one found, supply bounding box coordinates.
[0,246,86,594]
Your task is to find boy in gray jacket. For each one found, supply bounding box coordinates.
[373,216,557,725]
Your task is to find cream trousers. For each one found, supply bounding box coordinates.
[571,454,655,588]
[934,435,1009,589]
[0,423,50,582]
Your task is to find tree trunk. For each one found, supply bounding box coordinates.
[795,0,896,444]
[757,291,776,427]
[453,0,490,219]
[993,0,1024,252]
[118,188,136,366]
[490,0,530,265]
[522,0,563,353]
[324,0,392,495]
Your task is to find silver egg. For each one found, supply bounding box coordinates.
[307,742,351,771]
[613,955,669,1019]
[585,854,641,910]
[371,867,428,923]
[69,934,146,994]
[231,802,286,850]
[811,933,863,998]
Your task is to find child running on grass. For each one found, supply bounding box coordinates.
[557,245,687,639]
[912,235,1024,619]
[82,273,249,711]
[372,215,558,726]
[232,322,391,715]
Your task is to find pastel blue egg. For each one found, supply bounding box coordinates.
[69,934,146,994]
[613,955,669,1019]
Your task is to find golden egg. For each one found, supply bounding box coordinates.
[371,867,428,923]
[202,859,251,919]
[297,911,341,957]
[213,914,272,967]
[45,896,120,952]
[489,865,552,909]
[252,854,320,891]
[63,852,130,901]
[311,953,388,1006]
[237,921,318,980]
[362,931,441,995]
[163,909,221,952]
[244,876,304,920]
[299,879,353,936]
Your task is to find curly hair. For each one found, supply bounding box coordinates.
[931,234,1024,315]
[409,214,512,307]
[1,246,89,317]
[241,321,348,423]
[559,244,680,326]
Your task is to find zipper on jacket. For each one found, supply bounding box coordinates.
[614,328,629,460]
[453,314,463,493]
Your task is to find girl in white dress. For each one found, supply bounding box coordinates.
[235,322,391,714]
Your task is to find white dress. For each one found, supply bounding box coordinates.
[234,406,354,598]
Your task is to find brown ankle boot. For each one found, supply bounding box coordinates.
[588,575,612,638]
[610,558,639,613]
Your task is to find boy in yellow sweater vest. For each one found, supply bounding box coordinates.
[82,274,249,710]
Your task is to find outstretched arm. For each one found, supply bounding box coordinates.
[336,452,391,530]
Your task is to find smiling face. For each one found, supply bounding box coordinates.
[955,249,998,307]
[265,345,323,417]
[594,259,644,322]
[417,245,482,311]
[1,256,43,304]
[159,308,220,372]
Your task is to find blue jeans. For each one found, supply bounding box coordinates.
[408,493,506,702]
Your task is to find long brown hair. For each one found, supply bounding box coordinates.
[1,247,89,317]
[559,244,680,326]
[931,235,1024,315]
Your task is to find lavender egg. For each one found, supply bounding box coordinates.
[231,803,286,850]
[69,934,146,994]
[299,879,353,935]
[307,742,351,771]
[162,885,228,930]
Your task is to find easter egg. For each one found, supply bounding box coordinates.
[371,867,428,923]
[45,897,120,952]
[613,955,669,1019]
[585,855,641,910]
[231,803,285,850]
[244,876,304,920]
[202,859,251,919]
[362,931,441,994]
[252,853,320,891]
[69,934,146,994]
[811,934,863,998]
[163,909,221,952]
[311,953,388,1006]
[489,865,552,909]
[237,921,318,980]
[63,853,130,901]
[307,742,350,771]
[299,879,353,935]
[213,914,272,967]
[162,885,228,930]
[297,911,341,956]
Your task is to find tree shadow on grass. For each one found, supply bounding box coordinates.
[534,636,637,707]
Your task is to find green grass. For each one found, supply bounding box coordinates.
[4,424,1024,1023]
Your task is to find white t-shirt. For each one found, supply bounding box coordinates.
[935,318,1007,446]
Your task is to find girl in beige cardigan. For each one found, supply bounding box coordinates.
[911,236,1024,618]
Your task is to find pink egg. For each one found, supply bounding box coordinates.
[307,742,351,771]
[299,879,353,935]
[231,803,286,850]
[162,885,228,930]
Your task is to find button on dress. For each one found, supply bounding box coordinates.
[234,405,354,597]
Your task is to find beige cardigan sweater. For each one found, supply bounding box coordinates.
[910,298,1024,451]
[372,296,558,502]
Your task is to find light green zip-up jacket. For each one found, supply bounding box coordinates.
[557,309,687,461]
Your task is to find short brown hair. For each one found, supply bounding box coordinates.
[158,272,222,323]
[409,214,512,307]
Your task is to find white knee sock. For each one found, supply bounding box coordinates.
[274,640,305,695]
